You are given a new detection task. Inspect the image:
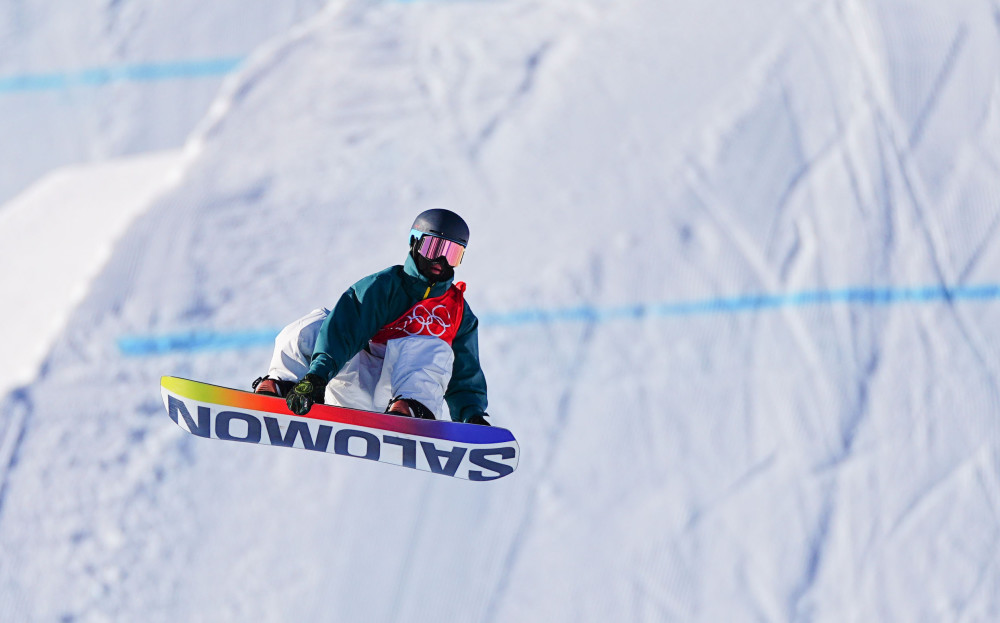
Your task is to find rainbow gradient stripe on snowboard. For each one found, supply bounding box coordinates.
[160,376,518,480]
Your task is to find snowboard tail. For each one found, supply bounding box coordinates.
[160,376,517,481]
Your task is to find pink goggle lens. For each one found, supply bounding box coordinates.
[417,234,466,266]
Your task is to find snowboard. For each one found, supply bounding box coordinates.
[160,376,518,481]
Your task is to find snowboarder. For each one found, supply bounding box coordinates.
[252,209,490,425]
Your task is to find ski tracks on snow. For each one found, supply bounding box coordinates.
[672,0,1000,616]
[853,4,1000,418]
[481,315,601,623]
[0,389,32,524]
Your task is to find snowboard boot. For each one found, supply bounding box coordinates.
[252,376,295,398]
[386,396,435,420]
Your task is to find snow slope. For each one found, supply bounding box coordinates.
[2,0,1000,621]
[0,0,327,205]
[0,151,187,401]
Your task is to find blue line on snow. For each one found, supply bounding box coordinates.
[117,284,1000,356]
[0,58,245,94]
[118,328,282,357]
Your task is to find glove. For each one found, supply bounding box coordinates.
[466,413,491,426]
[286,373,326,415]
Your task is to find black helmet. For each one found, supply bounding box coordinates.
[410,209,470,246]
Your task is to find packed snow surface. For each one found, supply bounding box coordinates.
[2,0,1000,621]
[0,151,186,400]
[0,0,326,205]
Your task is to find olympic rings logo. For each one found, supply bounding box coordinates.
[400,304,452,337]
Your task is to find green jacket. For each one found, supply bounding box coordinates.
[307,254,488,422]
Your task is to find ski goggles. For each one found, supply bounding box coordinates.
[410,229,466,266]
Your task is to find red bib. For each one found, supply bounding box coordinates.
[371,282,466,346]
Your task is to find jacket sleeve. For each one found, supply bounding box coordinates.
[445,302,489,422]
[307,271,399,383]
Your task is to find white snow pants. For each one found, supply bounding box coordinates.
[266,308,454,419]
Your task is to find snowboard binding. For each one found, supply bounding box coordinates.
[386,396,436,420]
[252,376,297,398]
